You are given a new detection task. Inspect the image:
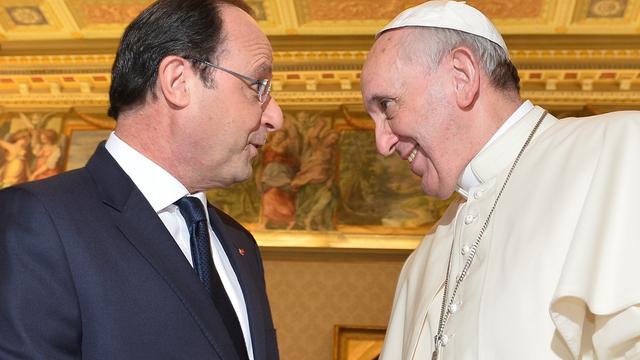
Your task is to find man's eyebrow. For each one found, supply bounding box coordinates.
[252,61,272,76]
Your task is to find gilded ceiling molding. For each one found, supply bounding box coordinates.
[2,89,639,111]
[1,49,639,111]
[2,49,638,68]
[273,50,367,63]
[0,54,114,68]
[0,94,108,110]
[512,49,640,68]
[275,91,362,106]
[521,90,640,105]
[4,49,637,68]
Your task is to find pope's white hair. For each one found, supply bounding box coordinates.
[399,26,520,93]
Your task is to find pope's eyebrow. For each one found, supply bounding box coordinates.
[366,94,390,109]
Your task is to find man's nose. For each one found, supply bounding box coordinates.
[262,97,283,131]
[375,121,398,156]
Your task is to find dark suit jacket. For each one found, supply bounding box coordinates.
[0,144,278,359]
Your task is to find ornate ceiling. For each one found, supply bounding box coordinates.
[1,0,639,114]
[1,0,639,41]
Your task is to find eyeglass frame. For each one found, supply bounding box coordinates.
[188,58,272,104]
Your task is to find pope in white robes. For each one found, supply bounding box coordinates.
[360,1,640,359]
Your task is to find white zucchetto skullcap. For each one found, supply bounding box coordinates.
[377,1,508,54]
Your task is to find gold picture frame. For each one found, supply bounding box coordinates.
[333,325,386,360]
[253,229,421,251]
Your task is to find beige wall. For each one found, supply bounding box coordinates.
[262,248,409,360]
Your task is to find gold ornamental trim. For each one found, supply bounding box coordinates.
[253,230,421,251]
[1,50,639,110]
[2,49,640,67]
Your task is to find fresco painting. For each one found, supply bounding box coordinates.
[208,110,343,231]
[338,130,451,232]
[0,112,66,189]
[208,110,454,233]
[65,129,111,171]
[0,109,453,234]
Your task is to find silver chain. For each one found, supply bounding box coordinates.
[432,111,548,360]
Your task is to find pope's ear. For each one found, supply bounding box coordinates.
[157,56,191,108]
[450,47,480,109]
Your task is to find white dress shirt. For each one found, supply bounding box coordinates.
[105,132,254,359]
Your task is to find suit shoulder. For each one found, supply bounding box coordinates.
[0,169,93,212]
[12,168,89,194]
[0,185,39,209]
[213,207,244,227]
[212,206,255,239]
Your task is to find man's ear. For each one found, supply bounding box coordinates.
[157,56,191,109]
[450,47,480,109]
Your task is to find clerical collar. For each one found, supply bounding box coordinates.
[457,100,534,198]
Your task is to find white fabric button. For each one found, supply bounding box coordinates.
[464,215,475,224]
[441,334,449,346]
[461,245,470,255]
[474,190,484,199]
[449,303,458,313]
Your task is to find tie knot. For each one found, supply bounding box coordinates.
[174,196,207,224]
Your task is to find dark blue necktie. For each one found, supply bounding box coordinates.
[174,196,249,360]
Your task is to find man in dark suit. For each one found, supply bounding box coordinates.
[0,0,282,359]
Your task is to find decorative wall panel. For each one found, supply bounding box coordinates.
[263,251,405,360]
[64,0,151,28]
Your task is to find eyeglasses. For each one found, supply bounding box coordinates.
[190,58,272,104]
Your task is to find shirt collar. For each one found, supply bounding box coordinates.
[457,100,534,197]
[105,132,190,212]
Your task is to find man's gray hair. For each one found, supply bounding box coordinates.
[402,27,520,93]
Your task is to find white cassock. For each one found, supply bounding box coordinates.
[380,105,640,360]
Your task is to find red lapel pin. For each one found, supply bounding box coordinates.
[238,248,246,256]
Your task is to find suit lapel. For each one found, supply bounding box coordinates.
[85,144,240,360]
[208,206,267,360]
